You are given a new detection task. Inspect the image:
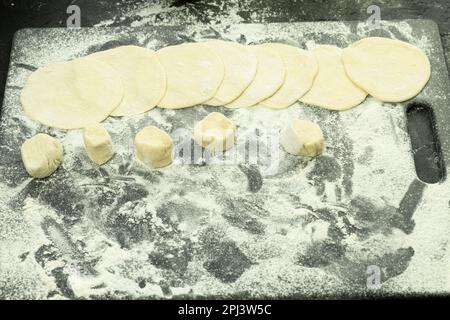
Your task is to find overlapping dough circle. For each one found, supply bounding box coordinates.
[156,43,225,109]
[226,45,286,108]
[203,40,258,106]
[300,45,367,111]
[89,45,166,117]
[21,57,124,130]
[260,43,318,109]
[342,37,431,103]
[20,37,432,132]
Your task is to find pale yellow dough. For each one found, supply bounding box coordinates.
[21,134,63,178]
[203,41,258,106]
[135,126,173,168]
[342,37,431,102]
[157,43,224,109]
[83,123,114,165]
[89,45,166,116]
[21,58,124,129]
[281,119,324,157]
[260,43,318,109]
[300,45,367,110]
[226,45,285,108]
[193,112,236,153]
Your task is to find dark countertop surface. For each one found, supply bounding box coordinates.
[1,1,450,299]
[1,0,450,109]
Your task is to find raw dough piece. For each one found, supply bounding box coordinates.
[260,43,318,108]
[226,45,285,108]
[193,112,236,153]
[300,45,367,110]
[342,37,431,102]
[135,126,173,168]
[21,133,63,178]
[83,123,114,165]
[203,41,258,106]
[89,45,166,116]
[21,57,124,129]
[281,119,324,157]
[157,43,224,109]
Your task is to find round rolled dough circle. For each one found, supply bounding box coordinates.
[21,57,124,130]
[342,37,431,102]
[300,45,367,111]
[225,45,285,108]
[89,45,166,117]
[260,43,318,109]
[156,43,225,109]
[203,41,258,106]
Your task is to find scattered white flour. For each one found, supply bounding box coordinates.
[0,15,449,299]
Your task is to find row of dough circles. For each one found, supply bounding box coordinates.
[20,38,430,130]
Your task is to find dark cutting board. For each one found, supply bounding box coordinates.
[0,19,449,299]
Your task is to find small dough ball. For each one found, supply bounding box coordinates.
[21,133,63,178]
[281,120,324,157]
[83,123,114,165]
[193,112,236,153]
[135,126,173,168]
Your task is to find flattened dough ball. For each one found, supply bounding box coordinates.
[260,43,318,108]
[203,41,258,106]
[83,123,114,165]
[342,37,431,102]
[300,45,367,110]
[157,43,224,109]
[193,112,236,153]
[135,126,173,168]
[21,58,124,129]
[281,119,324,157]
[226,45,285,108]
[21,133,63,178]
[89,45,166,116]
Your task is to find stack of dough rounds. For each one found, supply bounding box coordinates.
[21,58,124,129]
[259,43,318,109]
[203,40,258,106]
[342,37,431,103]
[157,43,225,109]
[20,37,431,134]
[226,45,286,108]
[300,45,367,111]
[89,45,166,117]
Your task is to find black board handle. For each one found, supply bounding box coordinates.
[406,102,446,184]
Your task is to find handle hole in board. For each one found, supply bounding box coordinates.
[406,101,446,184]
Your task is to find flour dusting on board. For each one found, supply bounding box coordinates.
[0,19,449,299]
